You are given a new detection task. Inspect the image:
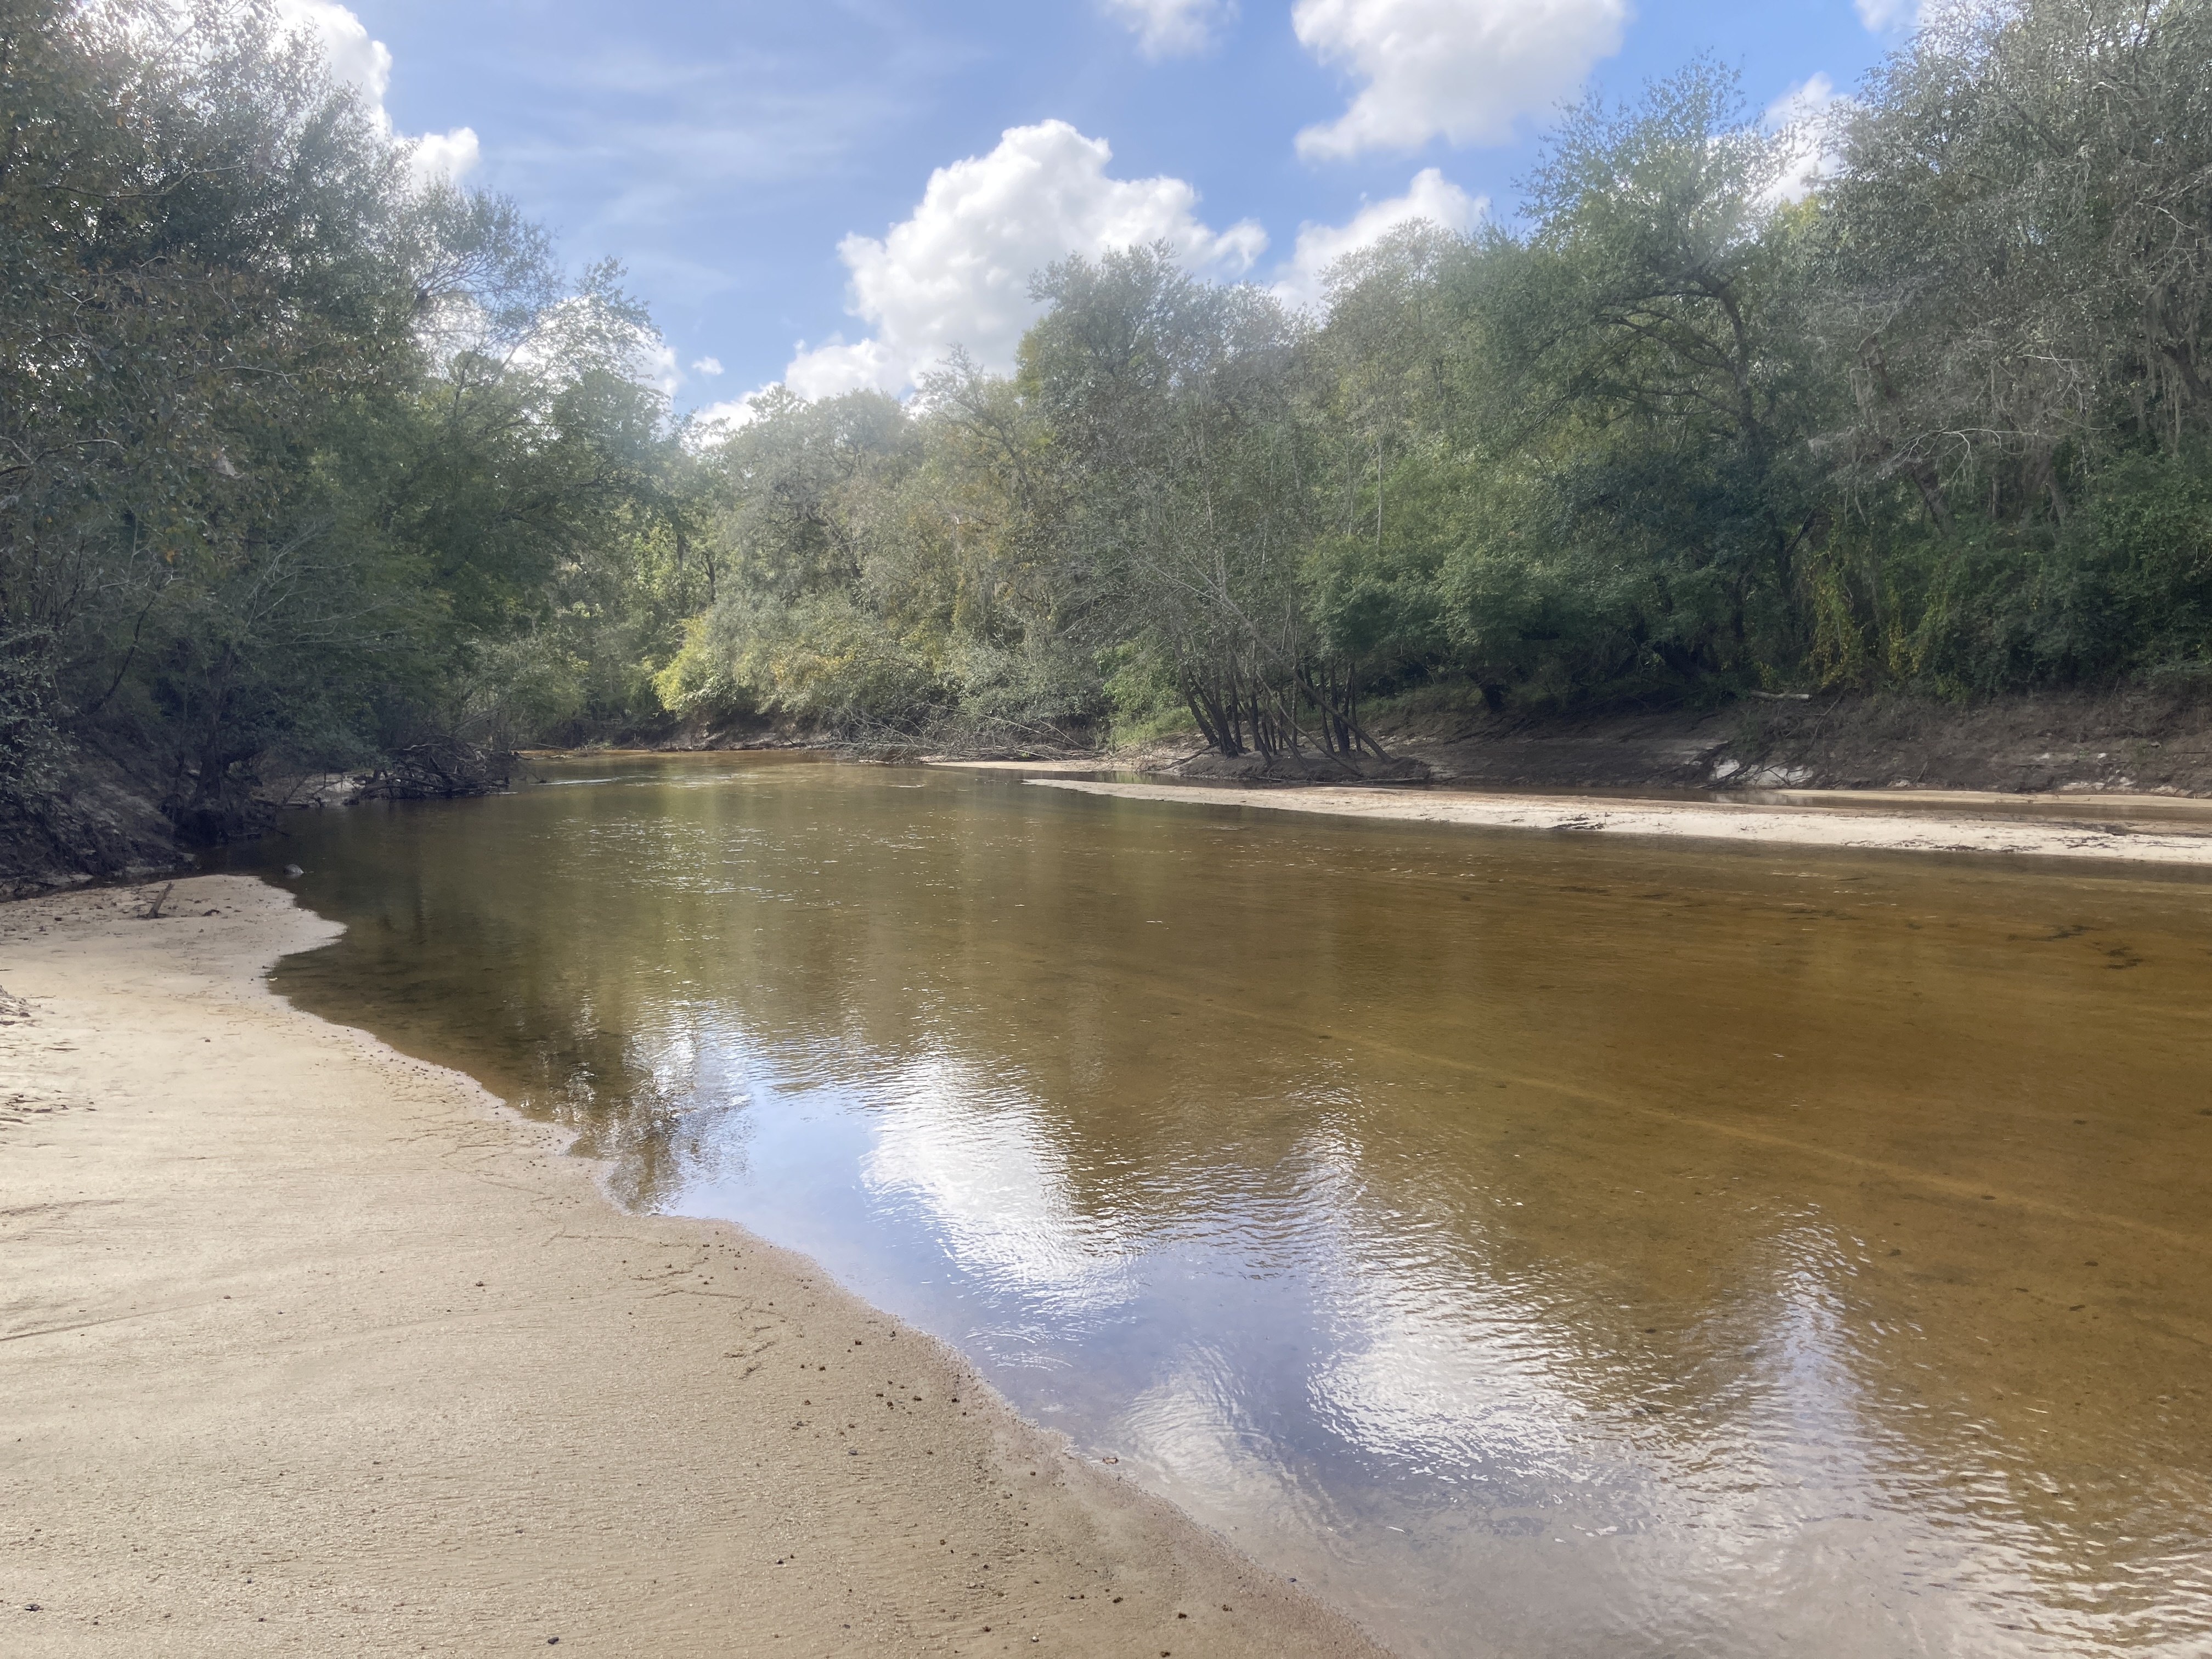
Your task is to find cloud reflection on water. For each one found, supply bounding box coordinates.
[857,1047,1138,1322]
[259,754,2212,1659]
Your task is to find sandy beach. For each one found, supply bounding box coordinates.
[0,875,1384,1658]
[1020,777,2212,866]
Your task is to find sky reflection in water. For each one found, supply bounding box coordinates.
[249,754,2212,1658]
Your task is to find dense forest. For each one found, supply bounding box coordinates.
[7,0,2212,861]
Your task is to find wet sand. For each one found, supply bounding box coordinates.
[0,875,1384,1658]
[1021,777,2212,864]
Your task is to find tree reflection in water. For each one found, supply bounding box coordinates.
[250,754,2212,1659]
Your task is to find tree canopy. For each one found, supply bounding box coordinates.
[10,0,2212,837]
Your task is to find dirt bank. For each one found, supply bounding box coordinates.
[0,749,190,900]
[1373,683,2212,795]
[1022,778,2212,866]
[0,876,1383,1659]
[1092,684,2212,797]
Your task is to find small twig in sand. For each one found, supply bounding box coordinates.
[140,883,174,920]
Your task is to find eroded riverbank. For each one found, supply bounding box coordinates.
[0,876,1383,1658]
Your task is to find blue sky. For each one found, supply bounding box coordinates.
[280,1,1916,419]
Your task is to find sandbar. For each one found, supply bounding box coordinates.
[1022,778,2212,866]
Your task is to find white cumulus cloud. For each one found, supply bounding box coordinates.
[1269,168,1483,309]
[407,127,481,186]
[1854,0,1922,29]
[1103,0,1237,58]
[689,397,759,439]
[1764,70,1840,127]
[782,120,1267,400]
[691,356,725,376]
[1762,72,1847,204]
[1292,0,1629,160]
[636,338,681,397]
[270,0,479,186]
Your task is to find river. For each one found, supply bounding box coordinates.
[223,753,2212,1657]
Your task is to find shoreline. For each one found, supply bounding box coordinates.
[0,876,1385,1657]
[1017,777,2212,866]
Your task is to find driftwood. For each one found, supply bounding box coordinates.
[139,882,174,919]
[356,737,517,801]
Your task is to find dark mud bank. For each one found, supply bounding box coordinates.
[1356,685,2212,797]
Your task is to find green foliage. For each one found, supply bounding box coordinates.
[0,627,64,810]
[2097,448,2212,668]
[12,0,2212,825]
[1803,442,2212,694]
[656,362,1104,744]
[1097,641,1188,747]
[637,5,2212,753]
[661,588,943,726]
[0,0,705,833]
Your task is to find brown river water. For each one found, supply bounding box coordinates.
[223,752,2212,1657]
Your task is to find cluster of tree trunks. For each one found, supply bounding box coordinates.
[1180,659,1389,768]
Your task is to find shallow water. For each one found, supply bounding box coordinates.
[229,753,2212,1657]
